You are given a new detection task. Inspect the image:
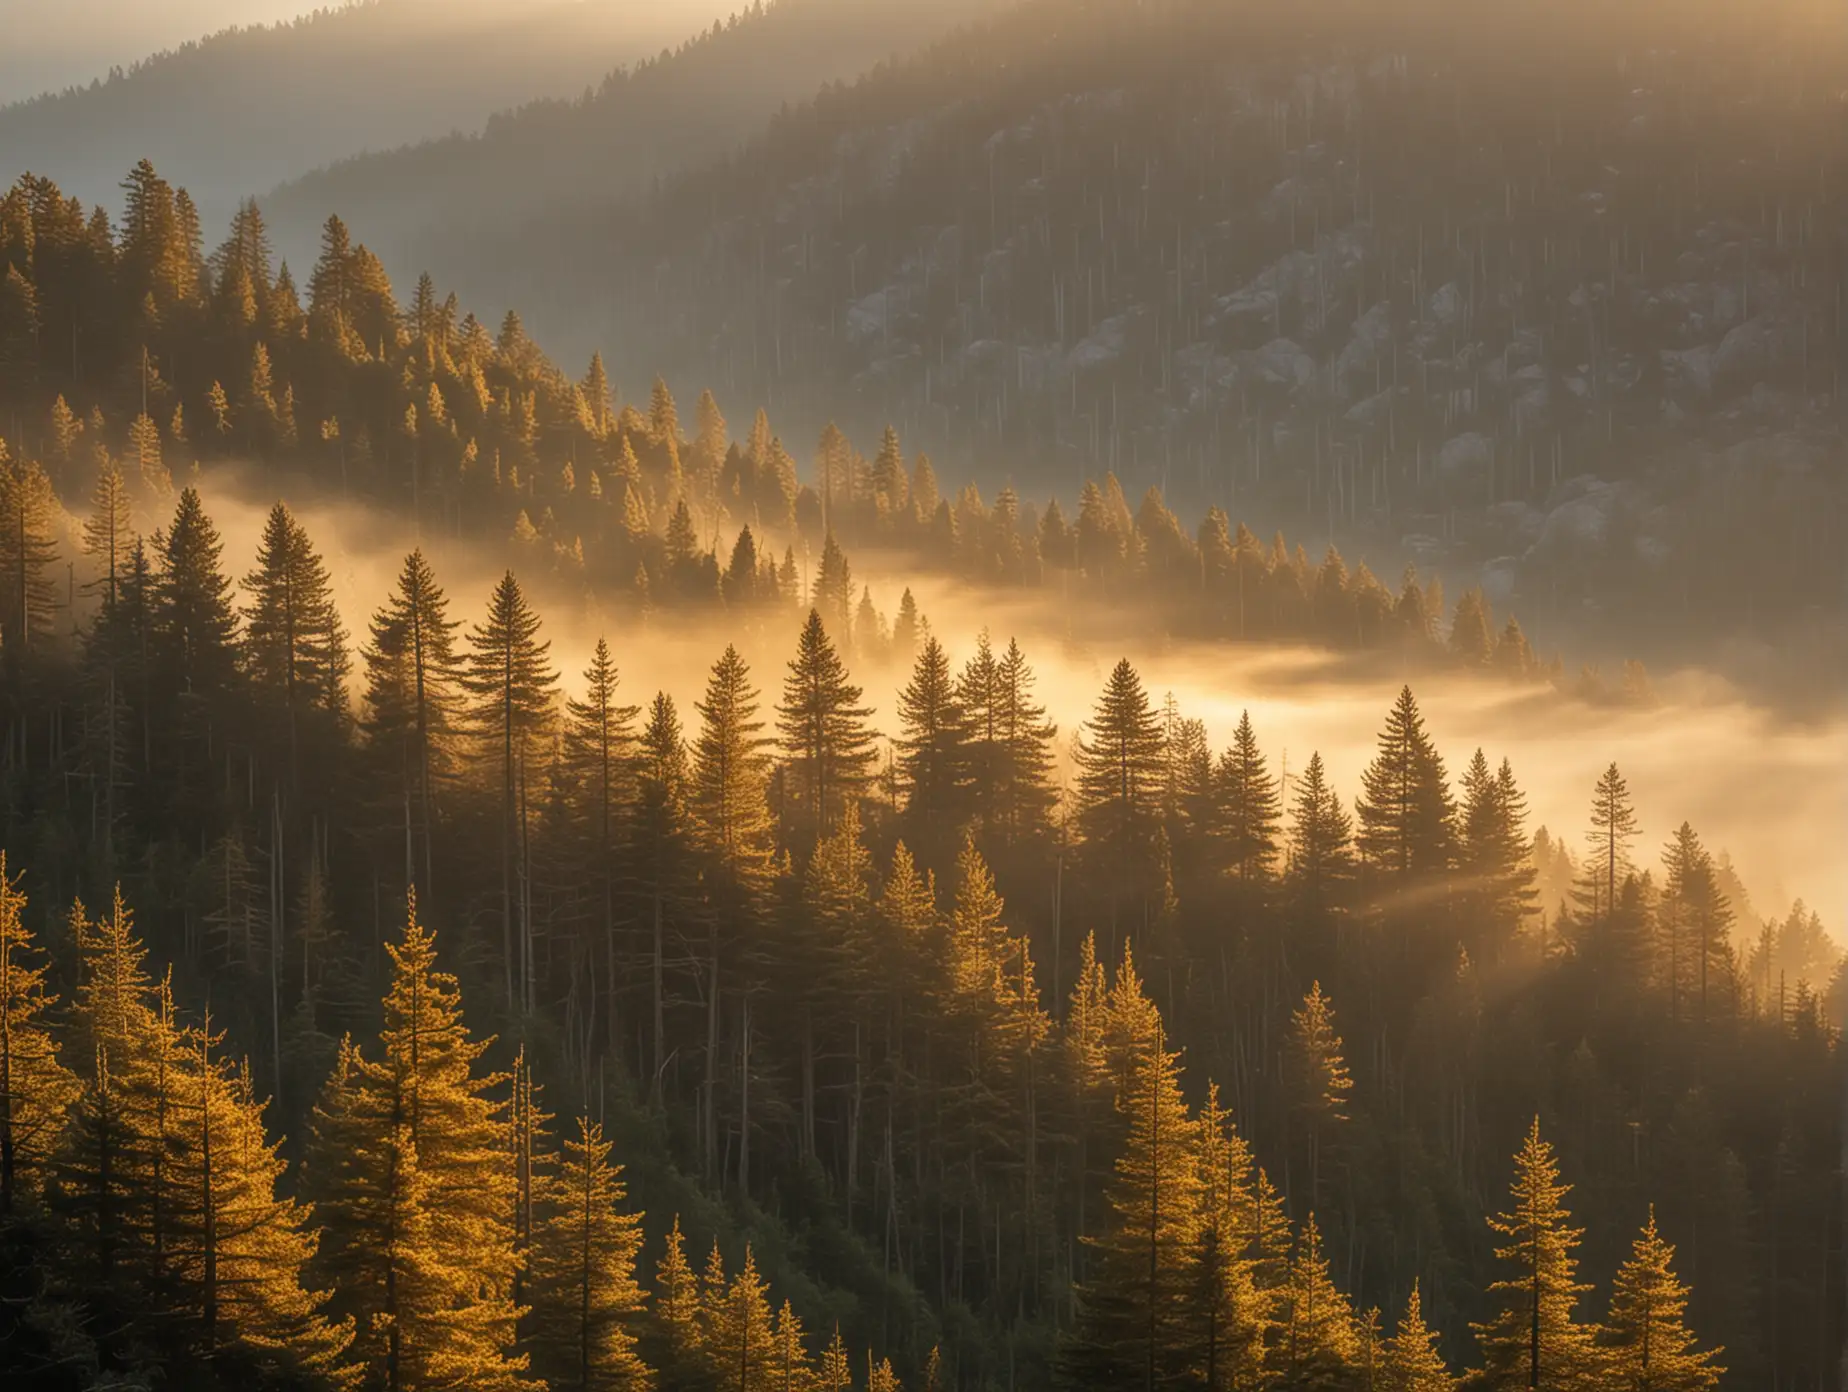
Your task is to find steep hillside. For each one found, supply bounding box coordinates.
[0,0,721,230]
[262,0,1009,270]
[444,0,1847,681]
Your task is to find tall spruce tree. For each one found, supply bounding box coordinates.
[1073,659,1167,924]
[1471,1120,1600,1391]
[1598,1209,1722,1392]
[1356,686,1454,880]
[1577,764,1640,923]
[363,550,464,898]
[306,894,527,1392]
[895,635,969,868]
[1065,1014,1202,1392]
[526,1117,649,1392]
[0,860,78,1213]
[466,571,558,1010]
[243,502,349,776]
[776,610,876,851]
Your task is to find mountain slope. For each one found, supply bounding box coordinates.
[440,0,1846,678]
[0,0,721,231]
[262,0,1009,272]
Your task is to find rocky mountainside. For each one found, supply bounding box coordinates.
[438,0,1845,690]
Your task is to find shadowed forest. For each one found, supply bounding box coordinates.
[0,151,1840,1392]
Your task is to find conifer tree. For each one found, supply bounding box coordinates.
[895,635,968,865]
[82,456,135,610]
[0,860,78,1213]
[1471,1120,1600,1391]
[1215,711,1280,886]
[1577,764,1640,923]
[1285,752,1353,913]
[1074,659,1167,918]
[633,695,693,1099]
[243,502,349,759]
[690,645,774,884]
[651,1216,707,1388]
[1599,1209,1722,1392]
[527,1117,649,1392]
[567,638,640,1027]
[153,485,239,696]
[364,550,464,897]
[987,637,1058,847]
[1357,686,1454,879]
[306,894,527,1392]
[1274,1214,1360,1389]
[1458,752,1538,951]
[466,571,558,1009]
[705,1245,777,1392]
[176,1003,357,1381]
[1285,983,1352,1215]
[1065,1016,1202,1392]
[776,610,876,850]
[0,456,62,662]
[1381,1283,1455,1392]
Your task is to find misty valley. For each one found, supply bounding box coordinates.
[0,1,1843,1391]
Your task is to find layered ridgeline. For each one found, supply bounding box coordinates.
[261,0,1010,269]
[0,164,1840,1392]
[2,161,1642,696]
[383,0,1839,684]
[0,0,738,233]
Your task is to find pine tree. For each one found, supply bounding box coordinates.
[363,550,464,898]
[243,502,349,757]
[127,411,169,494]
[1356,687,1454,880]
[690,645,774,885]
[0,859,78,1213]
[466,572,558,1010]
[1285,752,1353,913]
[1073,659,1167,918]
[81,456,135,610]
[1577,764,1640,923]
[566,638,640,1034]
[1381,1283,1455,1392]
[526,1117,650,1392]
[0,455,61,665]
[1065,1015,1202,1392]
[1599,1209,1722,1392]
[306,894,527,1392]
[1285,982,1351,1218]
[1659,823,1734,1025]
[175,1003,358,1381]
[987,637,1058,847]
[895,635,968,865]
[776,610,876,850]
[705,1245,776,1392]
[1215,711,1280,886]
[1458,752,1539,953]
[1274,1214,1360,1389]
[1471,1120,1600,1391]
[651,1216,707,1388]
[153,486,239,696]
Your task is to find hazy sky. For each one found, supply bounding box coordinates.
[0,0,312,99]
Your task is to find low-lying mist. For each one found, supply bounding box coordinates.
[175,469,1846,938]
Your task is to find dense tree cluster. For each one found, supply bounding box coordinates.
[0,161,1834,1391]
[0,446,1831,1386]
[0,163,1674,701]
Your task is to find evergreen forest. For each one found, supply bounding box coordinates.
[0,154,1839,1392]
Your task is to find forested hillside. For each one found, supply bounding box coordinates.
[0,0,718,233]
[409,0,1843,693]
[0,157,1841,1391]
[261,0,1009,273]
